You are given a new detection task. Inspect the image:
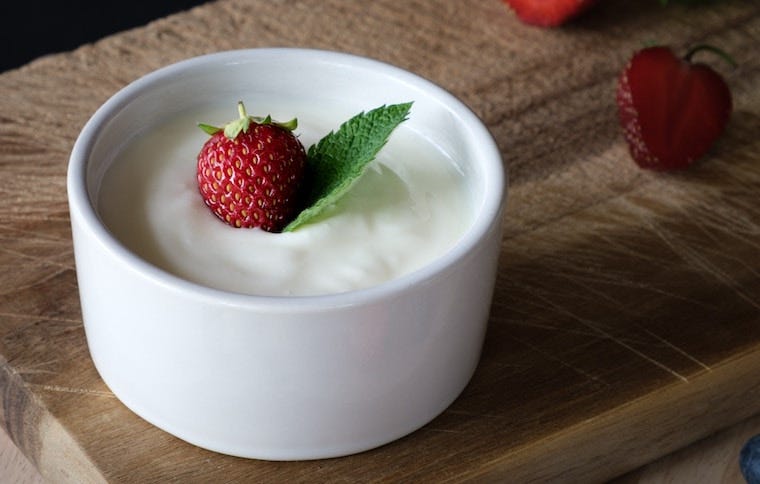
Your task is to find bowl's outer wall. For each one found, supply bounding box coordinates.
[71,206,502,459]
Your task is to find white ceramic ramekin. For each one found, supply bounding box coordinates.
[67,48,506,460]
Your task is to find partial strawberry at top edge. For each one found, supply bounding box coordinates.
[503,0,597,27]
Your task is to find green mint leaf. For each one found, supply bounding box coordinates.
[283,102,412,232]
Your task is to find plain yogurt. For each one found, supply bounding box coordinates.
[97,103,471,296]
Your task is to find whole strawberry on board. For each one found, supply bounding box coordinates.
[197,102,307,232]
[616,45,733,171]
[502,0,596,27]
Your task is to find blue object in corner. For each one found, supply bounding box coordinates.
[740,434,760,484]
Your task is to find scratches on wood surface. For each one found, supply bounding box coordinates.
[512,334,612,387]
[639,327,712,373]
[529,288,691,383]
[27,384,114,398]
[489,106,760,393]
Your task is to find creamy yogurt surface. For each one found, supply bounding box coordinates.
[97,103,471,296]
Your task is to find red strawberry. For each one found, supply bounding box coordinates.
[617,45,733,171]
[503,0,596,27]
[197,102,307,232]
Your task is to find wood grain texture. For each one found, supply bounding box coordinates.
[1,0,760,482]
[0,427,44,484]
[612,413,760,484]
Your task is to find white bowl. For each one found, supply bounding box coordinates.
[67,48,506,460]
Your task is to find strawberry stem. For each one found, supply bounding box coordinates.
[223,101,251,139]
[684,44,737,68]
[237,101,248,119]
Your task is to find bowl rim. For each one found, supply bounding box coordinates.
[67,47,507,312]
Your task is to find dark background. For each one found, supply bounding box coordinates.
[1,1,210,72]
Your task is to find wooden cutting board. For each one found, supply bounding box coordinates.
[1,1,759,482]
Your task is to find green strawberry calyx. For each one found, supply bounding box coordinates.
[198,101,298,139]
